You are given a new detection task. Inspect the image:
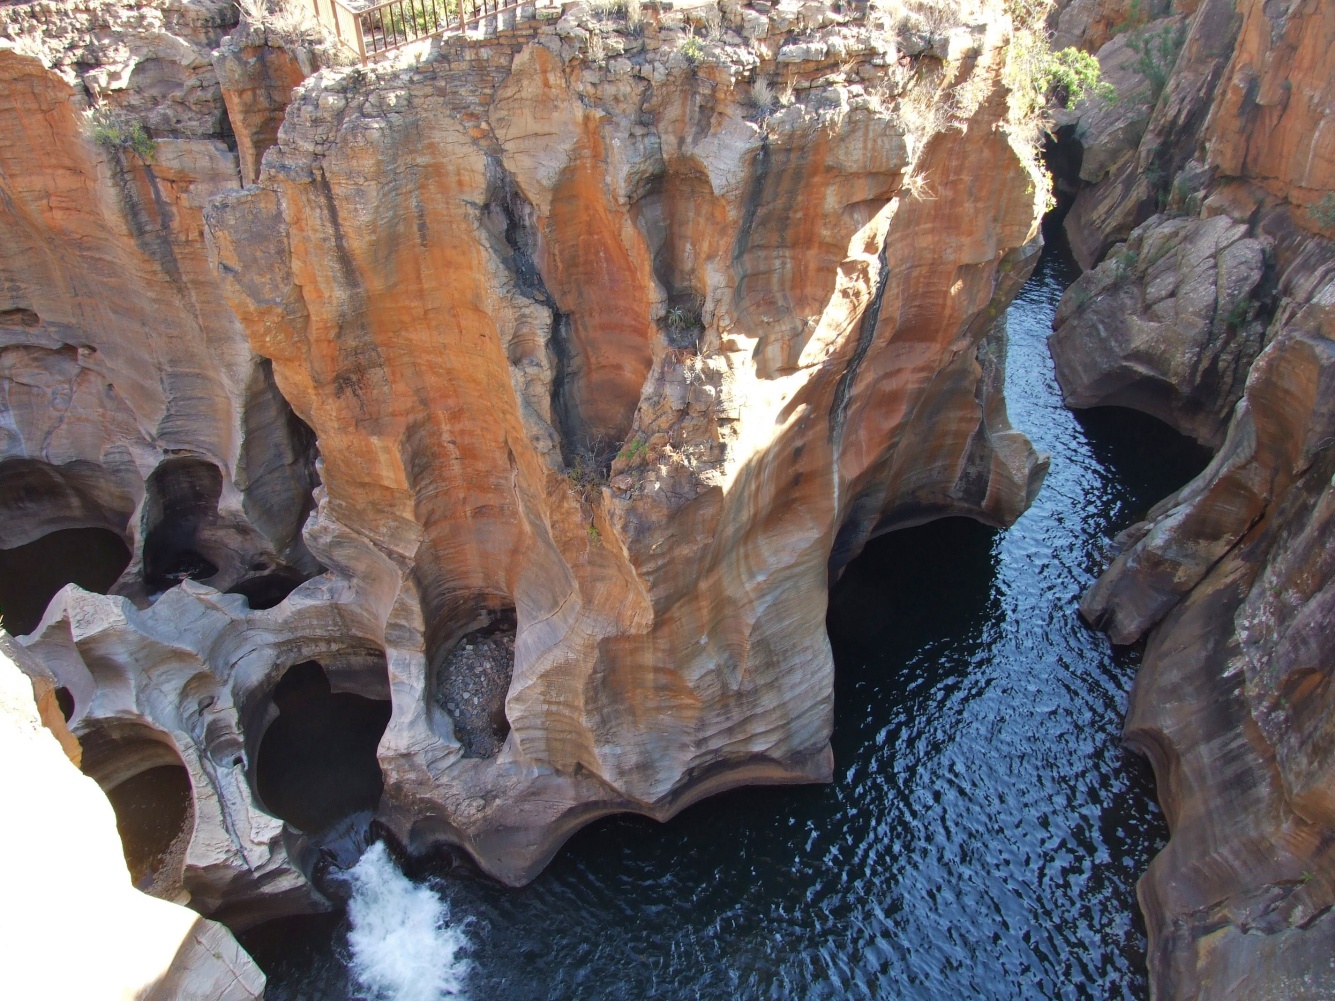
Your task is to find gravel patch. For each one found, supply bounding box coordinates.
[434,621,515,758]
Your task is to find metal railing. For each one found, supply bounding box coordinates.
[309,0,543,62]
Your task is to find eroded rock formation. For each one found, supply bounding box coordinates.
[1049,0,1335,995]
[0,0,1050,936]
[0,641,264,1001]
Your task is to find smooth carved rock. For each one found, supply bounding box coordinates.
[1078,237,1335,996]
[1112,296,1335,997]
[1050,212,1266,447]
[1053,0,1335,994]
[0,0,319,604]
[0,641,264,1001]
[3,0,1045,931]
[203,8,1047,886]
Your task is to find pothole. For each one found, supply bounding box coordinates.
[433,609,516,758]
[255,660,391,836]
[105,764,194,901]
[0,527,130,634]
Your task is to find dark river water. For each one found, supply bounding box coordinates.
[242,244,1211,1000]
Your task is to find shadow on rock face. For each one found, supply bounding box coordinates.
[105,764,194,897]
[828,516,1000,659]
[225,568,309,611]
[78,721,195,901]
[141,456,226,591]
[256,660,392,837]
[430,607,516,759]
[0,527,131,635]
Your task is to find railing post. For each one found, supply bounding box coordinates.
[355,5,368,62]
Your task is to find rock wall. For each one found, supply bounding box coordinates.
[0,0,1047,937]
[1048,0,1335,996]
[0,641,264,1001]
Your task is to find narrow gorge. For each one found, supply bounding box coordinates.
[0,0,1330,997]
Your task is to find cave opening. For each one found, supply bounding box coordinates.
[78,726,195,900]
[225,568,308,610]
[54,686,74,722]
[105,765,194,897]
[430,607,516,758]
[255,660,392,836]
[1041,125,1084,241]
[631,166,715,351]
[827,516,999,688]
[142,457,224,591]
[0,527,130,635]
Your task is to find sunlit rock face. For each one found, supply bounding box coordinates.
[0,641,264,1001]
[206,1,1048,888]
[1048,0,1335,995]
[1,0,1046,930]
[0,0,320,603]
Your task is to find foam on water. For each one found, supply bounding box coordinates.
[347,842,469,1001]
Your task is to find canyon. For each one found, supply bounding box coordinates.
[1050,0,1335,996]
[0,0,1330,998]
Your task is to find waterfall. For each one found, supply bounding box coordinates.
[347,842,470,1001]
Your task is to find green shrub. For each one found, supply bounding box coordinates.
[680,34,703,64]
[1312,193,1335,232]
[1125,21,1184,100]
[1045,47,1116,107]
[89,107,156,161]
[617,437,648,463]
[1221,296,1253,330]
[1109,245,1139,281]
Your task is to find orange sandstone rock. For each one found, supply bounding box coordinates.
[1,0,1046,931]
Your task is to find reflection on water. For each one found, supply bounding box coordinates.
[243,246,1210,1000]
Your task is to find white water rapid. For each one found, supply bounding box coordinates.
[347,842,470,1001]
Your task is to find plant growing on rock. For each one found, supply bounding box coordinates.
[617,437,648,463]
[1004,0,1113,194]
[238,0,331,43]
[1221,296,1254,331]
[663,303,704,348]
[1312,193,1335,234]
[873,0,965,45]
[87,107,156,161]
[590,0,643,30]
[902,168,936,201]
[1125,20,1184,100]
[680,33,703,65]
[1109,245,1139,282]
[1044,47,1116,107]
[1109,0,1152,37]
[751,75,776,113]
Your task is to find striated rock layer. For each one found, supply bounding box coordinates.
[1050,0,1335,996]
[1,0,1046,935]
